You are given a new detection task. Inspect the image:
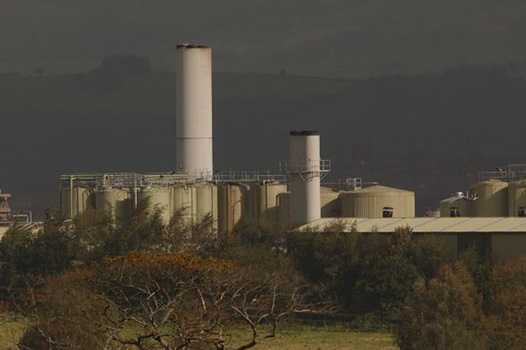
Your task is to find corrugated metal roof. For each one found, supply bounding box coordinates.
[440,196,475,204]
[299,217,526,233]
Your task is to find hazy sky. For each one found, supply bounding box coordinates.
[1,0,526,77]
[2,0,526,217]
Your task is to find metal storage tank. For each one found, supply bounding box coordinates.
[171,185,197,223]
[473,180,508,217]
[439,193,475,217]
[139,187,171,224]
[508,181,526,217]
[252,182,287,222]
[340,191,354,217]
[61,187,95,219]
[95,188,133,227]
[277,192,291,229]
[340,185,415,218]
[195,183,218,229]
[321,187,341,218]
[217,184,251,233]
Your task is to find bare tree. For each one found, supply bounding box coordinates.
[12,252,331,350]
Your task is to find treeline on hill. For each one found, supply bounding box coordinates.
[1,202,526,349]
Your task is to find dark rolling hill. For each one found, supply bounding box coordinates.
[1,66,525,218]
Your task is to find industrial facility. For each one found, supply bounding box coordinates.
[440,164,526,218]
[0,186,35,237]
[60,44,419,231]
[57,44,526,260]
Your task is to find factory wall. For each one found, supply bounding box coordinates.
[439,195,475,217]
[491,233,526,260]
[412,233,458,261]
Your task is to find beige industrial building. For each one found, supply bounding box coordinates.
[298,217,526,261]
[0,186,38,239]
[55,44,526,261]
[60,173,291,230]
[59,44,420,232]
[440,165,526,218]
[60,174,417,232]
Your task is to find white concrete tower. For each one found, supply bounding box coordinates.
[288,131,330,224]
[176,44,213,179]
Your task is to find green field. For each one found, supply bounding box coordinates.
[0,316,396,350]
[230,326,396,350]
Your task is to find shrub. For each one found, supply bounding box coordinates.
[396,262,487,350]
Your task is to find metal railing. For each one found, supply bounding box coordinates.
[60,170,288,189]
[60,172,195,189]
[478,164,526,182]
[279,159,331,174]
[213,170,286,183]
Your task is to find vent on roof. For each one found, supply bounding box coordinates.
[450,207,461,217]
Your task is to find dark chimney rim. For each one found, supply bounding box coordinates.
[176,44,210,49]
[290,130,320,136]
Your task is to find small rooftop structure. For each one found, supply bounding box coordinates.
[0,186,12,221]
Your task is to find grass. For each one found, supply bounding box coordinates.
[229,325,396,350]
[0,316,396,350]
[0,316,25,349]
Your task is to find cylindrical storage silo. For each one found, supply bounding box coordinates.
[139,187,171,224]
[95,188,132,227]
[217,184,251,233]
[508,181,526,217]
[61,186,95,219]
[195,183,218,230]
[473,180,508,217]
[340,192,354,217]
[289,131,323,224]
[252,182,288,223]
[277,192,291,229]
[175,44,213,179]
[341,185,415,218]
[171,185,197,223]
[321,187,341,218]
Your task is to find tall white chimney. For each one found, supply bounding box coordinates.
[288,131,329,224]
[176,44,213,179]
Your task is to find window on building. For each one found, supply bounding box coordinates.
[519,207,526,217]
[450,207,461,217]
[382,207,394,218]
